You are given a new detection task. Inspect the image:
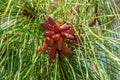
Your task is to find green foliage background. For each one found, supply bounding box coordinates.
[0,0,120,80]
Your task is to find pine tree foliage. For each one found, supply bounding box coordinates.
[0,0,120,80]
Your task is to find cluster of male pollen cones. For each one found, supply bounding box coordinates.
[37,15,80,62]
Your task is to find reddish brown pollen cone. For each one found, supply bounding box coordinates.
[44,31,55,37]
[55,18,62,26]
[40,22,52,30]
[68,28,75,34]
[59,24,73,32]
[52,33,61,41]
[49,45,57,62]
[62,44,73,55]
[44,15,57,26]
[42,37,51,51]
[37,45,43,52]
[61,32,75,40]
[56,37,63,51]
[48,38,55,47]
